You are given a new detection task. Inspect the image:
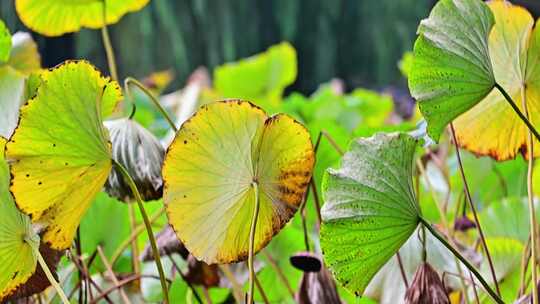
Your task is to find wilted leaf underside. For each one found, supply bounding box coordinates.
[163,100,314,264]
[320,132,420,295]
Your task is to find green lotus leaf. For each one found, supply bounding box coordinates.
[479,197,540,244]
[320,132,420,295]
[0,19,11,63]
[0,137,40,301]
[480,238,523,287]
[15,0,150,37]
[214,42,297,111]
[409,0,496,141]
[163,100,315,264]
[5,61,121,250]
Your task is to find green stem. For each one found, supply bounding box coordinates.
[110,207,165,267]
[75,229,84,304]
[101,0,118,82]
[127,203,141,288]
[248,182,261,304]
[419,217,504,304]
[253,275,270,304]
[299,180,311,252]
[168,256,203,304]
[521,85,539,304]
[261,251,295,298]
[218,265,243,303]
[469,270,481,304]
[416,158,470,303]
[124,77,178,132]
[519,237,531,297]
[322,131,344,155]
[449,124,500,296]
[395,251,409,288]
[113,160,169,304]
[421,224,427,262]
[494,83,540,142]
[309,178,322,226]
[31,244,70,304]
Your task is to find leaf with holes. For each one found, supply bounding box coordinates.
[409,0,495,141]
[0,137,40,301]
[5,61,121,250]
[162,100,315,264]
[15,0,150,37]
[320,132,420,295]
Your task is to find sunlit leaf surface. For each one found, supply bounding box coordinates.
[15,0,150,37]
[6,61,121,249]
[163,100,314,264]
[320,132,420,295]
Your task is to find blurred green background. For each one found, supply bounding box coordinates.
[0,0,437,93]
[2,1,540,303]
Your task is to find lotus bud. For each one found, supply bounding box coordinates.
[104,118,164,202]
[404,262,450,304]
[297,267,341,304]
[291,252,341,304]
[290,251,322,272]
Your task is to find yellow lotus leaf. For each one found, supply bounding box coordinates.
[6,61,121,250]
[453,0,540,160]
[0,137,40,301]
[15,0,150,37]
[163,100,315,264]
